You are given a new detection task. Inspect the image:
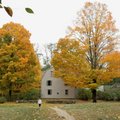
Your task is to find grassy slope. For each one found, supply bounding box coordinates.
[61,101,120,120]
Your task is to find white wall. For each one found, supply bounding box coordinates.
[41,69,76,98]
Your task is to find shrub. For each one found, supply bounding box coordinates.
[0,97,7,103]
[5,88,40,101]
[22,89,40,100]
[77,89,92,100]
[97,91,114,101]
[103,92,114,101]
[97,91,104,100]
[116,91,120,101]
[97,90,120,101]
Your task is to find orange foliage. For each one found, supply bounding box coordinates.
[0,22,41,95]
[52,2,120,90]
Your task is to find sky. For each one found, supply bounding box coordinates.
[0,0,120,50]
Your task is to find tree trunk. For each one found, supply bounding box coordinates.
[91,89,97,103]
[8,82,12,101]
[9,89,12,101]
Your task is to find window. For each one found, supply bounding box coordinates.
[65,89,68,95]
[47,80,52,86]
[48,89,52,95]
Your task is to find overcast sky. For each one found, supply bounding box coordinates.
[0,0,120,49]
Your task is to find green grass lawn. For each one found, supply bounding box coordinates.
[0,102,61,120]
[0,101,120,120]
[60,101,120,120]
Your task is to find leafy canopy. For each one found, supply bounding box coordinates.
[0,22,41,95]
[52,2,120,89]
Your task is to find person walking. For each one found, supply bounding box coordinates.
[38,98,42,108]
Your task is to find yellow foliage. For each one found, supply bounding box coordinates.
[52,2,119,90]
[88,83,98,89]
[51,38,91,88]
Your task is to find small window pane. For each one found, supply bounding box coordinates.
[47,80,52,86]
[48,89,52,95]
[65,89,68,95]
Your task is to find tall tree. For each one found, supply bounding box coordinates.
[51,2,119,102]
[0,22,41,100]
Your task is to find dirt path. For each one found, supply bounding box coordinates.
[50,106,75,120]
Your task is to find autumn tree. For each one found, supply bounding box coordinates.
[51,2,120,102]
[0,22,41,100]
[51,38,90,84]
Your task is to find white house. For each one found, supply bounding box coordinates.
[41,68,104,99]
[41,68,76,98]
